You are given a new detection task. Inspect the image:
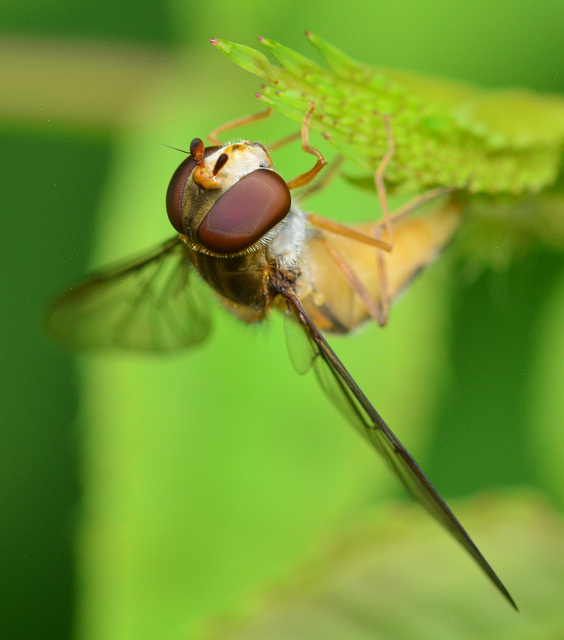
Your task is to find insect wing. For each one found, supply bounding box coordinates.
[281,290,517,609]
[47,237,212,352]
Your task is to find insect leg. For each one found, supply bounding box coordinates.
[369,116,397,324]
[316,233,386,326]
[207,107,274,145]
[374,186,460,228]
[266,130,302,151]
[207,105,306,155]
[297,155,346,201]
[308,110,458,326]
[308,214,392,326]
[373,117,395,251]
[308,186,461,326]
[286,102,328,190]
[373,183,461,324]
[307,214,392,250]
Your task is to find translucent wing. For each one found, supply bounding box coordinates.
[280,288,517,610]
[47,237,212,352]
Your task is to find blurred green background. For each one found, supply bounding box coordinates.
[2,1,564,639]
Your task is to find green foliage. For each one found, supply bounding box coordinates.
[4,4,564,640]
[199,495,564,640]
[214,33,564,195]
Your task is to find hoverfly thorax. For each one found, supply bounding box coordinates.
[166,138,292,256]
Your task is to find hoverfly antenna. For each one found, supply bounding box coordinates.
[213,153,229,175]
[190,138,224,191]
[161,143,190,154]
[189,138,206,166]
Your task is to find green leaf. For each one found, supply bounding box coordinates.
[214,34,564,197]
[210,39,279,81]
[198,494,564,640]
[258,36,321,76]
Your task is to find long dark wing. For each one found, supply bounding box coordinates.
[47,237,212,352]
[279,288,517,610]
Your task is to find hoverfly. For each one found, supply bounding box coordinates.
[47,105,516,609]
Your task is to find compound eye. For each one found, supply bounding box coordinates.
[197,169,291,254]
[165,145,221,233]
